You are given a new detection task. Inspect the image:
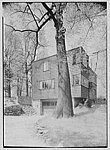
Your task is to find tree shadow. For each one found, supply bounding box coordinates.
[75,104,101,117]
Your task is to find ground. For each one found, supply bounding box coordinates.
[4,104,107,148]
[35,104,107,147]
[4,115,50,147]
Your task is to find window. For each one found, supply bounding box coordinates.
[93,89,96,96]
[87,56,89,66]
[43,101,57,106]
[72,54,76,65]
[73,74,81,86]
[44,62,49,71]
[83,54,87,67]
[51,79,55,89]
[40,81,42,89]
[94,75,97,84]
[39,79,55,90]
[81,75,88,88]
[76,53,81,64]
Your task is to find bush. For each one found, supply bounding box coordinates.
[4,105,25,116]
[85,100,92,108]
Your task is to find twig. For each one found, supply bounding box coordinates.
[28,32,38,69]
[5,24,36,33]
[26,3,39,29]
[11,10,40,21]
[75,3,81,11]
[39,11,49,23]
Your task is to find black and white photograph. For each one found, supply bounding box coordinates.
[1,1,108,149]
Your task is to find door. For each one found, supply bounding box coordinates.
[42,101,57,116]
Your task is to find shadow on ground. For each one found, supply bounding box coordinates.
[75,104,102,117]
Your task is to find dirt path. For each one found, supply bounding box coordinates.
[4,115,49,147]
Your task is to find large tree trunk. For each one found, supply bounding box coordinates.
[53,3,74,118]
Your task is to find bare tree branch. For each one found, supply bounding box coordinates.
[37,12,56,32]
[5,24,36,33]
[42,2,57,27]
[27,32,38,69]
[75,2,81,11]
[26,3,39,29]
[24,19,35,27]
[11,10,40,21]
[82,24,93,45]
[39,11,49,23]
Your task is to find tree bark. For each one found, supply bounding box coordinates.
[53,3,74,118]
[17,77,22,97]
[8,62,11,98]
[8,81,11,98]
[25,62,29,96]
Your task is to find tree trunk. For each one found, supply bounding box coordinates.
[17,78,20,97]
[8,81,11,98]
[53,3,74,118]
[8,62,11,98]
[25,62,28,96]
[17,77,22,97]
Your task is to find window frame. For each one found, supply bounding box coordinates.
[43,61,49,72]
[39,79,55,90]
[72,74,81,86]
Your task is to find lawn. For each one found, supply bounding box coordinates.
[4,104,107,148]
[36,104,107,147]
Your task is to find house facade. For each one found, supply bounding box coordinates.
[32,46,97,115]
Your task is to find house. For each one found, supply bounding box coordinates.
[32,46,97,115]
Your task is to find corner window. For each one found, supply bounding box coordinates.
[44,62,49,71]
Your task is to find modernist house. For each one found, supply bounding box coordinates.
[32,46,97,115]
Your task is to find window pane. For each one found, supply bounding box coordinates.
[83,54,87,67]
[72,54,76,65]
[51,79,55,89]
[73,74,81,86]
[76,53,81,64]
[40,81,42,89]
[48,80,51,89]
[75,75,79,85]
[44,62,49,71]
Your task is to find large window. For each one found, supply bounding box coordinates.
[39,79,55,90]
[44,62,49,71]
[73,74,81,86]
